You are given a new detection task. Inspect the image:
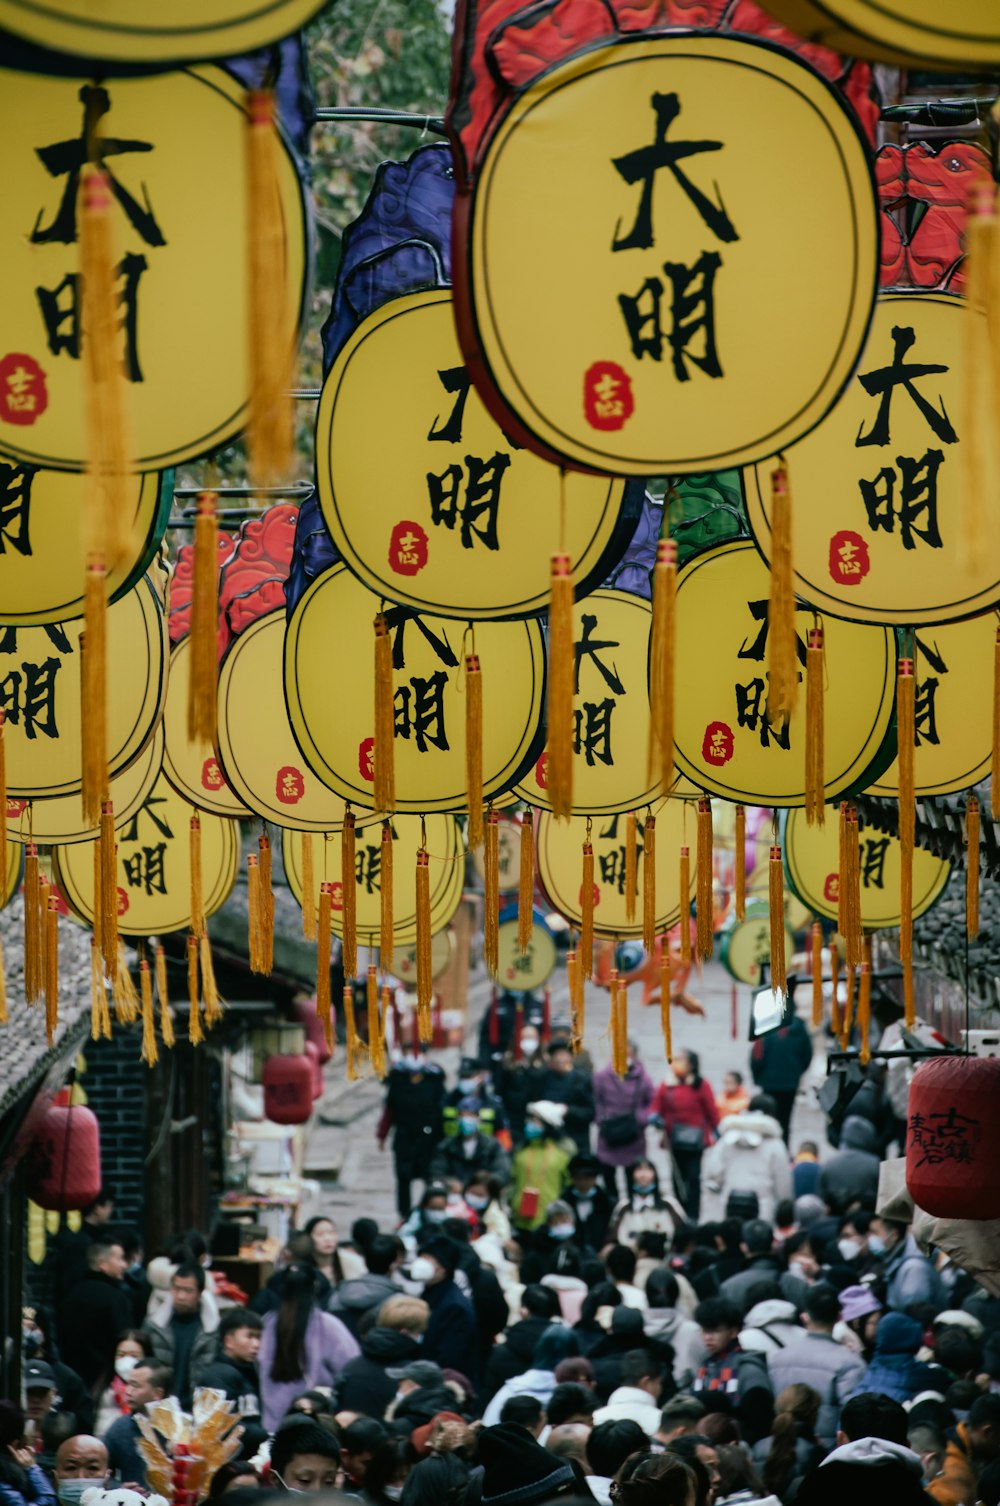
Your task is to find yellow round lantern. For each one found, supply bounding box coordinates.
[752,0,1000,68]
[162,635,250,818]
[783,807,951,929]
[8,723,163,846]
[391,928,456,989]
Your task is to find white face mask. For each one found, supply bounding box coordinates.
[423,1208,448,1225]
[867,1235,886,1256]
[466,1194,489,1211]
[520,1035,538,1055]
[408,1257,436,1283]
[549,1224,575,1241]
[838,1238,862,1262]
[115,1356,139,1380]
[383,1486,405,1502]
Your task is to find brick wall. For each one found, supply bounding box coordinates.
[78,1024,149,1232]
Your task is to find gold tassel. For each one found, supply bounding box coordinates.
[190,815,204,942]
[567,949,581,1052]
[811,920,824,1027]
[993,623,1000,821]
[625,812,638,925]
[247,853,261,972]
[245,87,293,485]
[769,844,787,995]
[546,553,575,820]
[484,808,499,977]
[140,960,158,1066]
[840,962,855,1049]
[0,938,7,1024]
[301,832,317,941]
[155,945,174,1049]
[830,945,841,1037]
[258,832,274,975]
[845,805,863,972]
[611,971,628,1077]
[343,985,362,1080]
[696,798,713,961]
[24,844,41,1005]
[805,625,825,826]
[201,934,222,1027]
[416,845,433,1041]
[112,945,138,1025]
[79,159,129,568]
[100,801,118,976]
[317,883,333,1053]
[518,809,534,955]
[767,460,798,721]
[369,977,388,1080]
[962,179,994,569]
[90,936,104,1041]
[92,826,103,966]
[660,940,673,1060]
[45,897,58,1046]
[897,658,915,1023]
[858,938,872,1065]
[0,709,7,861]
[187,934,204,1045]
[679,847,692,965]
[734,805,746,921]
[837,801,847,947]
[465,653,484,850]
[340,809,357,980]
[187,491,219,744]
[580,837,595,980]
[379,821,394,970]
[968,795,981,940]
[648,538,677,792]
[373,615,395,814]
[81,559,109,828]
[642,815,657,955]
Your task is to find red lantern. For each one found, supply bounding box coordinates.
[27,1103,102,1211]
[905,1055,1000,1220]
[304,1041,323,1100]
[293,998,332,1065]
[262,1054,313,1125]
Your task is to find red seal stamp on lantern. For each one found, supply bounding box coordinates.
[583,361,634,432]
[275,765,305,805]
[701,721,734,765]
[828,530,870,585]
[0,354,47,426]
[388,521,429,576]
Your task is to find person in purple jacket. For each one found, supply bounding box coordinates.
[258,1262,360,1431]
[593,1039,655,1201]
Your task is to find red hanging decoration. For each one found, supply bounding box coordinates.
[27,1104,102,1212]
[262,1054,313,1126]
[906,1056,1000,1219]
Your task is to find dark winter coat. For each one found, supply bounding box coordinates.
[482,1316,552,1402]
[693,1342,774,1444]
[334,1326,421,1420]
[750,1016,813,1093]
[197,1355,261,1419]
[429,1132,510,1187]
[422,1277,479,1385]
[57,1270,135,1391]
[563,1181,614,1251]
[818,1116,881,1214]
[720,1255,785,1313]
[377,1063,446,1164]
[388,1382,461,1435]
[851,1312,940,1404]
[536,1067,595,1152]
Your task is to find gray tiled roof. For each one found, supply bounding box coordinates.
[0,895,93,1117]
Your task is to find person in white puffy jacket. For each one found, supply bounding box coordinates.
[700,1096,792,1224]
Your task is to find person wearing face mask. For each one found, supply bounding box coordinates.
[871,1217,944,1314]
[399,1185,454,1252]
[462,1173,512,1247]
[94,1332,151,1436]
[376,1050,446,1220]
[53,1436,108,1505]
[430,1099,511,1190]
[444,1058,511,1150]
[511,1104,574,1237]
[594,1042,655,1201]
[611,1160,687,1252]
[562,1154,613,1253]
[831,1212,885,1282]
[496,1021,549,1145]
[20,1313,93,1439]
[361,1436,413,1506]
[404,1238,479,1385]
[519,1201,583,1285]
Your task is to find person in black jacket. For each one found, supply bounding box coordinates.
[563,1154,613,1253]
[411,1237,480,1386]
[57,1241,134,1397]
[441,1219,509,1371]
[377,1054,446,1218]
[481,1285,561,1404]
[537,1043,595,1153]
[333,1295,428,1420]
[197,1308,262,1421]
[749,1015,813,1144]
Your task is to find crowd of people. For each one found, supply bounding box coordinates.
[5,1016,1000,1506]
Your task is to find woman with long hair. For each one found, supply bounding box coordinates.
[0,1404,55,1506]
[650,1050,719,1221]
[611,1160,687,1252]
[258,1262,361,1430]
[95,1329,152,1434]
[303,1215,365,1289]
[751,1385,823,1503]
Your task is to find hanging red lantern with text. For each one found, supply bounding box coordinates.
[262,1054,313,1126]
[906,1056,1000,1219]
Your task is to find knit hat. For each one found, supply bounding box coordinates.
[526,1100,566,1132]
[795,1193,826,1227]
[840,1284,883,1322]
[417,1235,461,1277]
[477,1423,576,1506]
